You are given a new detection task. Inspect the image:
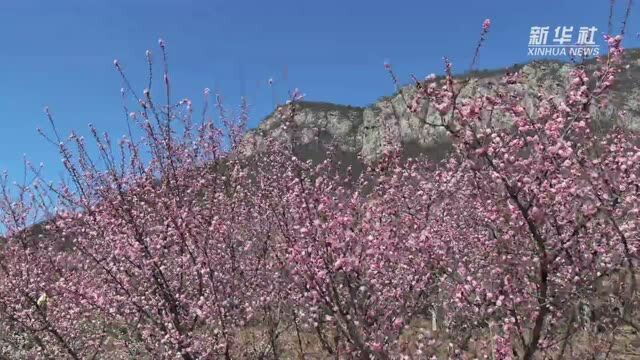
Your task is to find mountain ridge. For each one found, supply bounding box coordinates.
[244,49,640,163]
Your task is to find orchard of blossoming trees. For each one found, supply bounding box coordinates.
[0,13,639,360]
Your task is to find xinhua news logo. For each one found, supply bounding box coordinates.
[528,26,600,57]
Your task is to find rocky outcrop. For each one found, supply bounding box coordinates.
[243,49,640,163]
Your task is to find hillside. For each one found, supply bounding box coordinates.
[243,49,640,164]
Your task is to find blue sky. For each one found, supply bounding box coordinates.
[0,0,637,181]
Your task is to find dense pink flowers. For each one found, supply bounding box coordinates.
[0,14,638,360]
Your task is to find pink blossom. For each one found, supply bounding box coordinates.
[482,18,491,31]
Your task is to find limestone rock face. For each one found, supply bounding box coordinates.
[244,50,640,163]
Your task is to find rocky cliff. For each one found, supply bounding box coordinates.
[243,49,640,164]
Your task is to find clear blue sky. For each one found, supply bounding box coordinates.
[0,0,637,181]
